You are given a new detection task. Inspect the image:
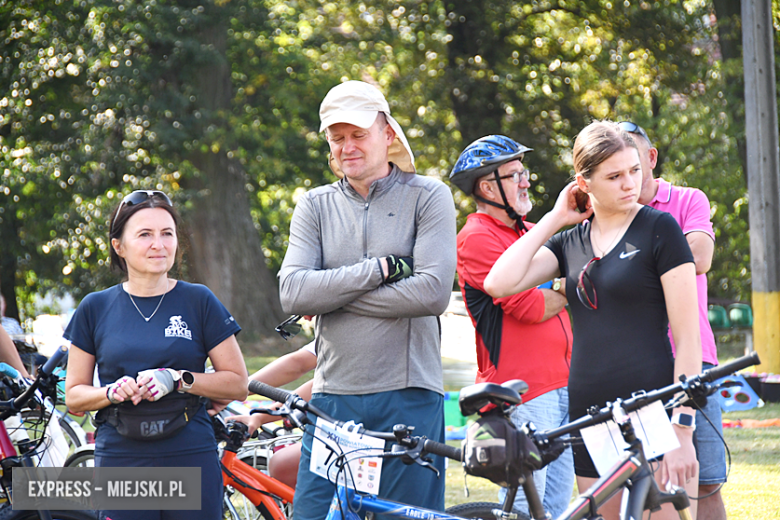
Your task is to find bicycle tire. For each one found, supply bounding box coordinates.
[238,452,269,473]
[19,409,84,459]
[223,486,292,520]
[445,502,530,520]
[63,447,96,468]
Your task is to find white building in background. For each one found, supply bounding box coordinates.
[21,293,76,357]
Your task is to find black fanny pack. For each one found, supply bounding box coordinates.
[95,394,202,441]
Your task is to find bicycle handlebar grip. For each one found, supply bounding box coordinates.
[42,344,69,376]
[0,363,19,379]
[248,380,293,404]
[700,352,760,383]
[422,439,463,462]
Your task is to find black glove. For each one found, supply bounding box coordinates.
[384,255,414,284]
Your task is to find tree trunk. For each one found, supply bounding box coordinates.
[183,13,286,348]
[445,1,507,143]
[186,153,286,347]
[0,204,20,322]
[712,0,748,183]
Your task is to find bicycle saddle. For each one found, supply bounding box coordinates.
[458,379,527,417]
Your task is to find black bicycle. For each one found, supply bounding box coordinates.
[248,352,759,520]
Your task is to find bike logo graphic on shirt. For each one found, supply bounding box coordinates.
[619,243,640,260]
[165,316,192,340]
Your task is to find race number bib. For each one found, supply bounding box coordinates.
[580,400,680,476]
[309,418,385,494]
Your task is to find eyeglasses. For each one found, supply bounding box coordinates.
[576,257,600,310]
[486,169,530,184]
[111,190,173,233]
[618,121,650,142]
[275,315,303,340]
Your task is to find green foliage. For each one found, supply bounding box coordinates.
[0,0,769,318]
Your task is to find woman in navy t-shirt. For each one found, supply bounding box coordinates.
[64,190,248,520]
[483,122,702,520]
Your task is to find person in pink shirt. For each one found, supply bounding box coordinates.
[621,121,726,520]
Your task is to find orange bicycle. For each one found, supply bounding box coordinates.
[213,414,295,520]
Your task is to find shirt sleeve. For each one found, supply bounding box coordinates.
[680,188,715,240]
[652,212,695,276]
[63,295,97,355]
[278,192,384,316]
[198,285,242,351]
[544,231,568,277]
[459,229,545,324]
[340,181,457,318]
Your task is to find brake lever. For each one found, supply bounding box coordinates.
[389,442,440,477]
[250,406,285,417]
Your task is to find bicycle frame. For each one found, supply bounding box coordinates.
[218,429,294,520]
[555,442,691,520]
[324,482,472,520]
[212,415,295,520]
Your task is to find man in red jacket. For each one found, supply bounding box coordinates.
[450,135,574,518]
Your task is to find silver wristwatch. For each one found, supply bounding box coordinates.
[176,370,195,392]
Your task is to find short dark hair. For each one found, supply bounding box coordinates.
[573,121,637,180]
[108,194,181,274]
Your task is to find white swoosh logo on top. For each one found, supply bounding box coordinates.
[619,250,640,259]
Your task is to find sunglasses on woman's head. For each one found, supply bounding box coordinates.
[576,257,600,310]
[617,121,650,141]
[275,315,303,340]
[111,190,173,233]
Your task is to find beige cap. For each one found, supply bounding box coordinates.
[319,81,416,175]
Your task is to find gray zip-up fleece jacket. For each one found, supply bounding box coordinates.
[279,165,457,396]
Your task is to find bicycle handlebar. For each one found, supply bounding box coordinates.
[248,380,463,462]
[540,352,760,441]
[0,344,69,418]
[697,351,760,382]
[0,363,19,379]
[420,438,463,461]
[41,344,69,376]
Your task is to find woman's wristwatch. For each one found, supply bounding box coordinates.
[671,412,696,430]
[175,370,195,393]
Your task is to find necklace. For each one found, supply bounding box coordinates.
[591,208,635,257]
[127,280,169,322]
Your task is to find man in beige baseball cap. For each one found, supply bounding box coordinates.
[280,80,456,520]
[319,80,415,189]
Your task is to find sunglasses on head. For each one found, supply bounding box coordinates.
[275,315,303,340]
[576,257,600,310]
[111,190,173,233]
[617,121,650,142]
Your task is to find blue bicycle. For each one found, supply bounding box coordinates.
[249,352,759,520]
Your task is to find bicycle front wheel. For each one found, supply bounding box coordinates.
[223,486,293,520]
[63,446,96,468]
[445,502,530,520]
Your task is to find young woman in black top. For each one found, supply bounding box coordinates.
[484,121,702,520]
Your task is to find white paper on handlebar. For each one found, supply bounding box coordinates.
[309,417,385,494]
[580,401,679,476]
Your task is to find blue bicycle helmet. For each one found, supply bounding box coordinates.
[449,135,532,196]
